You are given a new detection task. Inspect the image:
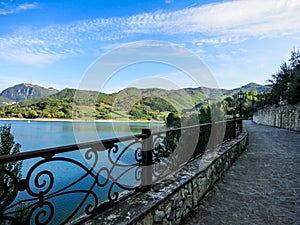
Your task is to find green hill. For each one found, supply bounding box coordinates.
[0,82,271,120]
[226,82,271,95]
[0,96,12,106]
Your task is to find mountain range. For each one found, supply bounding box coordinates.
[0,82,270,105]
[0,82,271,120]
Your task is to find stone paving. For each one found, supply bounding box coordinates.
[183,120,300,225]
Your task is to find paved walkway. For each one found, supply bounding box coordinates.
[184,121,300,225]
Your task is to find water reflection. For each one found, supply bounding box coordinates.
[0,120,162,151]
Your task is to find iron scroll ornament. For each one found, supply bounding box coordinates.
[0,136,144,225]
[0,119,242,224]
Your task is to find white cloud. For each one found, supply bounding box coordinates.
[0,36,68,64]
[0,2,38,15]
[1,0,300,64]
[41,0,300,42]
[0,48,65,64]
[165,0,174,4]
[18,3,37,11]
[195,37,248,46]
[121,0,300,38]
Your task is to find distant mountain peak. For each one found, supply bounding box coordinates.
[0,83,59,102]
[241,82,262,88]
[227,82,271,96]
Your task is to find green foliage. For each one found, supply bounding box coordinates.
[156,105,214,161]
[223,48,300,113]
[289,48,300,68]
[154,131,181,162]
[128,97,177,121]
[95,102,112,119]
[0,125,29,223]
[0,96,12,107]
[129,105,151,120]
[199,105,212,123]
[142,96,175,112]
[0,81,274,121]
[113,88,141,111]
[0,88,182,121]
[13,203,29,223]
[0,125,22,169]
[166,111,181,128]
[0,125,22,204]
[152,111,181,161]
[267,48,300,105]
[286,65,300,104]
[223,89,271,118]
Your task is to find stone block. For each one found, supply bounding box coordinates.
[154,210,165,223]
[185,195,193,209]
[141,213,153,225]
[177,200,183,208]
[165,203,172,219]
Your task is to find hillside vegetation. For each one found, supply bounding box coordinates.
[0,83,271,121]
[1,48,297,122]
[0,88,186,120]
[0,96,12,106]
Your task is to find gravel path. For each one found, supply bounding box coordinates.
[183,120,300,225]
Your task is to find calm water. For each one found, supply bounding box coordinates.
[0,120,163,151]
[0,120,163,224]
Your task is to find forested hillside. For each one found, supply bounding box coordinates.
[0,83,271,120]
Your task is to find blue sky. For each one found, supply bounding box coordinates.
[0,0,299,93]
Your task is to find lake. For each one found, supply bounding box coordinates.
[0,120,163,151]
[0,120,164,224]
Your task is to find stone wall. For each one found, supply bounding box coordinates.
[83,131,248,225]
[253,103,300,131]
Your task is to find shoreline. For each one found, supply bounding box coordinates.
[0,117,164,123]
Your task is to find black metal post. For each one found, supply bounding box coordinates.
[239,118,243,134]
[232,120,236,139]
[239,98,242,117]
[238,89,244,118]
[141,129,153,192]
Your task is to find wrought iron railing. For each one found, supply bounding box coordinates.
[0,119,243,225]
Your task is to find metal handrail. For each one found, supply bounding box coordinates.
[0,118,243,225]
[0,118,242,163]
[0,133,147,163]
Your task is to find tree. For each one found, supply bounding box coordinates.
[0,125,22,172]
[166,111,181,128]
[267,48,300,105]
[289,48,300,69]
[287,65,300,104]
[0,125,22,204]
[0,125,30,225]
[25,109,38,118]
[286,48,300,104]
[153,112,181,162]
[268,62,293,104]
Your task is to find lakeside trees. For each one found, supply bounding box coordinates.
[0,89,178,121]
[2,47,299,122]
[0,125,22,209]
[223,48,300,118]
[268,48,300,105]
[0,125,22,176]
[224,90,263,118]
